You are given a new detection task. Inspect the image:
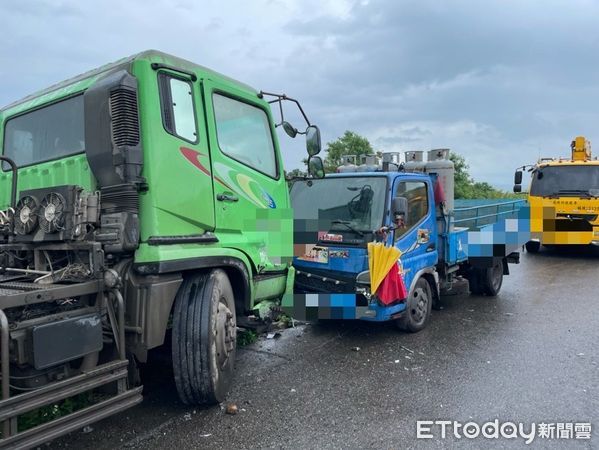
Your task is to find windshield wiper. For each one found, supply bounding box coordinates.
[330,220,365,237]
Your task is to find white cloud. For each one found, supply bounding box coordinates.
[2,0,599,191]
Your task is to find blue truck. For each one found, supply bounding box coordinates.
[287,151,527,331]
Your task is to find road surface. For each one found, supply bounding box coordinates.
[55,246,599,449]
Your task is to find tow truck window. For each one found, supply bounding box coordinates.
[394,181,429,238]
[530,165,599,196]
[212,93,277,178]
[3,95,84,170]
[159,74,198,143]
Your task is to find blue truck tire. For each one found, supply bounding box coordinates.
[397,277,433,332]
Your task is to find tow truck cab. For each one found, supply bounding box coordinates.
[514,136,599,250]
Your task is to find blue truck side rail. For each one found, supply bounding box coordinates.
[453,199,527,229]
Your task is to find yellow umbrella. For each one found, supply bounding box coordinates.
[367,242,401,294]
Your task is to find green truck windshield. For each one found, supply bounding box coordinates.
[290,177,387,232]
[3,95,85,169]
[530,165,599,196]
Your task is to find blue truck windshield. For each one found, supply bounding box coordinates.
[290,177,387,233]
[530,165,599,197]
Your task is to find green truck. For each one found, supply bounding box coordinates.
[0,50,321,447]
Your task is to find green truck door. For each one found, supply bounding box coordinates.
[140,70,216,241]
[202,80,289,276]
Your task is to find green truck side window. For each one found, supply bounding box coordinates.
[158,74,198,143]
[3,95,84,170]
[212,93,277,178]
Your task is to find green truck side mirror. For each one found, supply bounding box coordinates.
[308,156,325,178]
[306,125,321,156]
[282,121,298,138]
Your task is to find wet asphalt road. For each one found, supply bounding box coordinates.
[55,246,599,449]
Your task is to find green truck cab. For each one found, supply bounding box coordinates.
[0,50,320,447]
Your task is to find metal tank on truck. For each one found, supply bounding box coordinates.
[425,148,455,212]
[337,155,358,173]
[404,150,426,173]
[356,154,380,172]
[381,152,401,172]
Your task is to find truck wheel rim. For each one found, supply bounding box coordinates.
[491,261,502,291]
[410,287,428,324]
[215,299,235,369]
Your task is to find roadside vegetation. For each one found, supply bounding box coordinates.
[237,329,258,347]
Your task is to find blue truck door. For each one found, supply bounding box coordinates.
[391,178,438,291]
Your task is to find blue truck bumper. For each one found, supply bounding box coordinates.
[284,293,406,322]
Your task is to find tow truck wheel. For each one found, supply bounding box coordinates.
[482,259,504,296]
[172,269,237,405]
[525,240,540,253]
[397,278,432,333]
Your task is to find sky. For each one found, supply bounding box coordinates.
[2,0,599,190]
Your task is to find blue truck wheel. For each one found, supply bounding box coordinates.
[467,269,484,295]
[483,259,504,296]
[397,278,432,332]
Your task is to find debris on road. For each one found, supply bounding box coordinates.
[266,332,281,339]
[351,346,361,352]
[82,426,93,434]
[400,345,414,354]
[226,404,239,415]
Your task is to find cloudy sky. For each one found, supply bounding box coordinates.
[2,0,599,189]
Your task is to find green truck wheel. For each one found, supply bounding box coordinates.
[172,269,237,405]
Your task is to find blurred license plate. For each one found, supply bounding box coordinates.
[299,245,329,264]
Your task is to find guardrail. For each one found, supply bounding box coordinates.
[453,199,526,229]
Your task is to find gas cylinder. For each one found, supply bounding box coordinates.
[425,148,454,212]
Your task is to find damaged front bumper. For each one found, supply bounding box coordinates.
[287,293,406,321]
[285,269,406,322]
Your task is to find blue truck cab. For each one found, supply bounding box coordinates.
[288,163,525,331]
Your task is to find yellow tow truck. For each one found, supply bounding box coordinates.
[514,136,599,252]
